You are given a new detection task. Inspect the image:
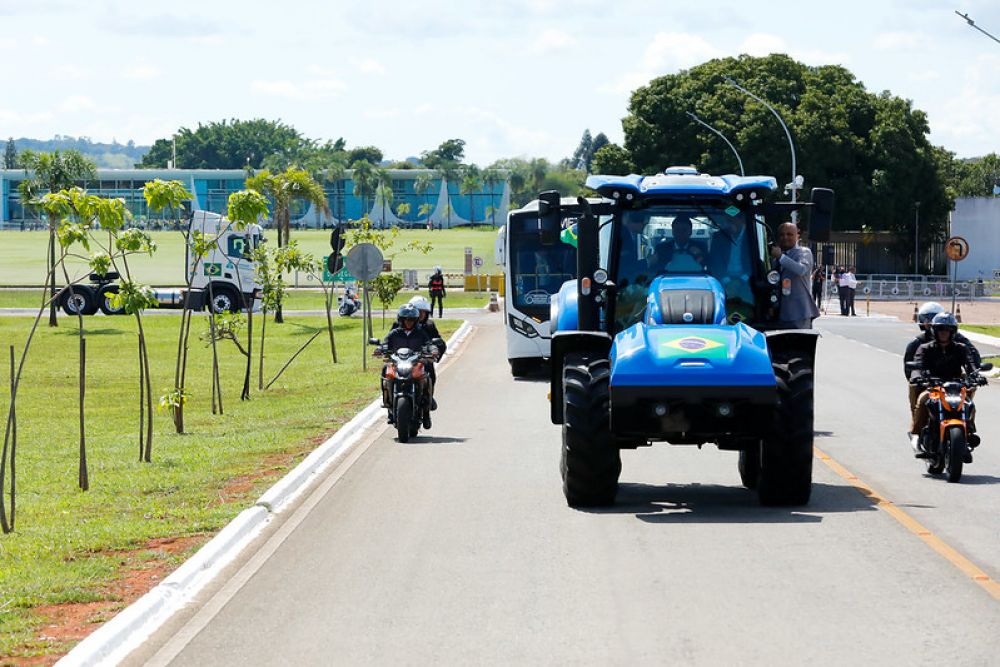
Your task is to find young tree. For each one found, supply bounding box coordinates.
[18,150,97,327]
[3,138,16,169]
[414,171,437,229]
[372,273,404,326]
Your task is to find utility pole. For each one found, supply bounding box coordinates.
[725,77,799,222]
[956,11,1000,45]
[685,111,745,176]
[914,201,921,274]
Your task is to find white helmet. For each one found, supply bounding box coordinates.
[433,266,443,274]
[917,301,944,326]
[409,296,432,312]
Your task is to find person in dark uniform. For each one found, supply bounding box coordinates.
[904,301,980,417]
[428,266,446,318]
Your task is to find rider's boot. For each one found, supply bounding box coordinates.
[422,406,432,429]
[386,409,395,425]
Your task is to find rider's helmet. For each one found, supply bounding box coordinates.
[409,296,432,313]
[433,265,443,275]
[398,303,420,325]
[930,312,958,339]
[917,301,945,329]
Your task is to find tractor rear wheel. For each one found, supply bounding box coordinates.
[758,352,814,506]
[561,353,620,506]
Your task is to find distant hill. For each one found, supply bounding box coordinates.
[6,136,151,169]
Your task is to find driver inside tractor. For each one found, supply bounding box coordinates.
[613,204,765,331]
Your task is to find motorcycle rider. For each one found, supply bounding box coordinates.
[908,312,983,460]
[377,304,435,427]
[904,302,981,415]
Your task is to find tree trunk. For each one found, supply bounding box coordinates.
[78,338,88,491]
[258,310,267,390]
[48,228,58,327]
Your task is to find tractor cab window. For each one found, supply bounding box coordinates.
[613,204,761,329]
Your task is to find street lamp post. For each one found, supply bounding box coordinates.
[685,111,745,176]
[914,201,921,274]
[725,77,799,222]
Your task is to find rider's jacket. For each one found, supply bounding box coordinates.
[388,319,446,355]
[428,273,446,295]
[904,330,981,378]
[382,326,431,354]
[912,340,975,382]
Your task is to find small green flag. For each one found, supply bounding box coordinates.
[560,224,578,248]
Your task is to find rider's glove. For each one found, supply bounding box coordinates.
[977,374,988,386]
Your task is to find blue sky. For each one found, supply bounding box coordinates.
[1,0,998,166]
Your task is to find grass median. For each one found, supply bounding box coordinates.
[0,288,491,311]
[0,312,459,659]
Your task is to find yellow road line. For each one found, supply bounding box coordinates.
[814,446,1000,602]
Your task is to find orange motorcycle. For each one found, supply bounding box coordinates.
[910,364,990,482]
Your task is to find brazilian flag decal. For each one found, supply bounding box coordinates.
[204,263,222,277]
[661,335,728,359]
[560,224,578,248]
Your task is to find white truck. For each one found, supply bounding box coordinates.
[60,210,261,316]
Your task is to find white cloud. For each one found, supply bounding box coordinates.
[598,32,721,94]
[927,53,1000,156]
[60,95,97,113]
[250,78,347,100]
[356,58,387,76]
[531,29,576,54]
[124,64,160,80]
[873,31,922,51]
[739,33,787,56]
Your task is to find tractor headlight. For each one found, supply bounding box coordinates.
[767,270,780,285]
[593,268,609,285]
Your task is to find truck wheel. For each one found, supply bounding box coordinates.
[97,285,125,315]
[509,357,540,378]
[61,286,95,317]
[209,286,240,314]
[758,352,814,506]
[739,444,761,490]
[561,353,620,506]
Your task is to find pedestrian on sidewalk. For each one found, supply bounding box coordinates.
[428,266,446,318]
[843,266,858,316]
[812,264,826,311]
[834,265,849,316]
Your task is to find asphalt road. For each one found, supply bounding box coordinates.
[126,313,1000,665]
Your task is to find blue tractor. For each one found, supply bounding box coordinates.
[546,167,834,506]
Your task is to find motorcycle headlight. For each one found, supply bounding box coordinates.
[397,361,413,376]
[945,396,962,409]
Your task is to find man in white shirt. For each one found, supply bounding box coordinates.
[842,266,858,316]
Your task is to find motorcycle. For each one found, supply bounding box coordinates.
[909,362,991,482]
[339,287,361,316]
[371,339,440,442]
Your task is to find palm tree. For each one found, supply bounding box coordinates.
[374,168,393,228]
[414,171,437,229]
[481,167,503,227]
[460,165,482,228]
[351,160,378,220]
[18,150,97,326]
[438,161,461,227]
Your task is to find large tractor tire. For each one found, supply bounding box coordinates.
[61,286,96,317]
[758,351,814,506]
[561,353,620,507]
[738,446,761,490]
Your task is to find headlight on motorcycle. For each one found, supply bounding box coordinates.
[945,396,962,409]
[397,361,413,376]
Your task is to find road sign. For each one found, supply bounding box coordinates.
[345,243,383,282]
[323,256,356,282]
[473,256,484,268]
[945,236,969,262]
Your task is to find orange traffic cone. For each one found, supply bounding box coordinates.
[956,304,963,323]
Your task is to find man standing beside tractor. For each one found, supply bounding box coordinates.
[769,222,820,329]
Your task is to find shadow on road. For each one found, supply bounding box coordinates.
[940,474,1000,486]
[407,435,468,445]
[579,481,877,524]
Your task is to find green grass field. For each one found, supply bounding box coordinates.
[0,228,502,286]
[0,288,490,311]
[962,325,1000,339]
[0,312,459,658]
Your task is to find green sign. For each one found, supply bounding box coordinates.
[323,255,356,282]
[204,263,222,276]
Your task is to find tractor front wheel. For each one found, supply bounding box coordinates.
[561,353,620,507]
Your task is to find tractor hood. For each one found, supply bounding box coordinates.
[610,322,776,390]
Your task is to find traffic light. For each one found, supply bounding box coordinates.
[329,224,346,273]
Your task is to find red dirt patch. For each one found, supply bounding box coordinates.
[6,535,205,666]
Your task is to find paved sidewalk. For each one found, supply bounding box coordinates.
[824,299,1000,325]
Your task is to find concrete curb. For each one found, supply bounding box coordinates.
[959,329,1000,378]
[58,320,474,667]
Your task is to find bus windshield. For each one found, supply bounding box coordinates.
[509,231,576,320]
[613,203,763,329]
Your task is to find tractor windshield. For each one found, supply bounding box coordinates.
[612,203,765,329]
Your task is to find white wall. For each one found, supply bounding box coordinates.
[951,197,1000,280]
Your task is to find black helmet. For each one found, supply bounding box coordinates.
[917,301,944,326]
[398,304,419,320]
[931,312,958,336]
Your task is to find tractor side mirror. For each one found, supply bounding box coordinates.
[809,188,834,242]
[537,190,561,245]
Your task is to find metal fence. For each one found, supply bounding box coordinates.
[834,274,995,300]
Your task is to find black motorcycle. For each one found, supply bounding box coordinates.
[372,339,440,442]
[909,362,991,482]
[339,288,361,316]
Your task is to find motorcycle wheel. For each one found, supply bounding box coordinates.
[395,396,412,443]
[945,426,966,483]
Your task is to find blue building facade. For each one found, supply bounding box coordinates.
[0,168,510,230]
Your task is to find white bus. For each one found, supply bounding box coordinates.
[495,197,608,377]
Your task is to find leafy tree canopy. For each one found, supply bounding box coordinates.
[954,153,1000,197]
[140,119,307,169]
[620,54,953,242]
[421,139,466,170]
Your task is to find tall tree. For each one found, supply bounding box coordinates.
[571,129,593,171]
[622,53,952,247]
[347,146,384,165]
[460,165,482,227]
[955,153,1000,197]
[421,139,465,169]
[3,138,16,169]
[140,119,307,169]
[18,150,97,326]
[351,160,379,218]
[414,171,437,228]
[373,168,393,227]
